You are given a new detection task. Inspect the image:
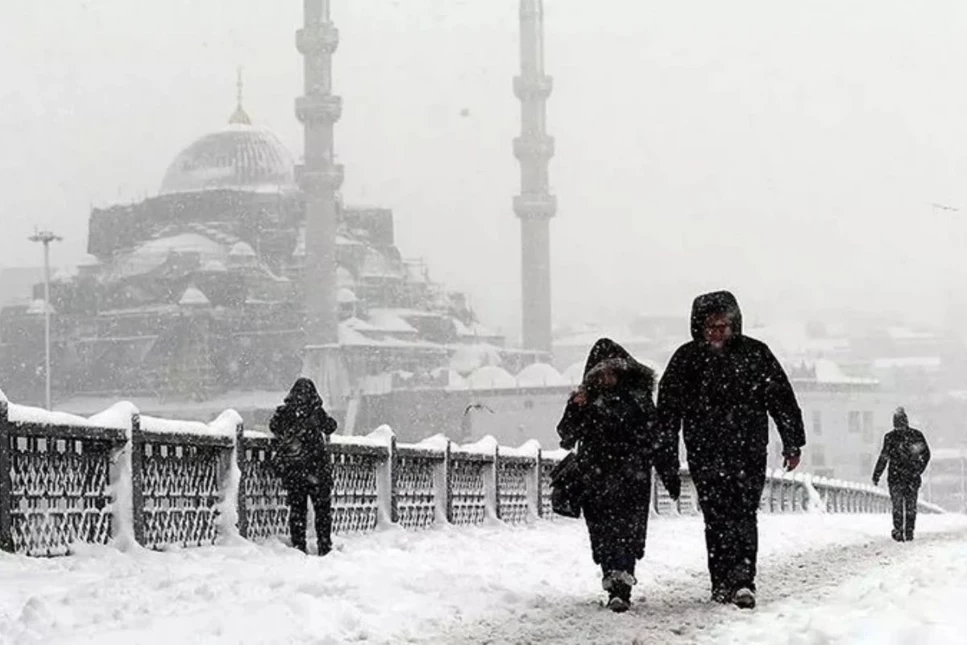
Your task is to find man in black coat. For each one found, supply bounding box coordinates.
[872,407,931,542]
[656,291,805,609]
[270,377,339,555]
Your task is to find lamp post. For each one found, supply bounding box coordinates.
[28,230,61,410]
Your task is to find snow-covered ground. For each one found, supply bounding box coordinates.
[0,513,965,645]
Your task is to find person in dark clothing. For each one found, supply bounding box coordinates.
[656,291,806,609]
[872,407,931,542]
[269,377,338,555]
[557,338,681,613]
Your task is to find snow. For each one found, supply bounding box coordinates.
[1,514,964,644]
[704,533,967,645]
[455,434,498,456]
[6,403,129,429]
[139,415,216,436]
[213,411,244,545]
[94,403,138,552]
[365,310,419,334]
[499,439,541,458]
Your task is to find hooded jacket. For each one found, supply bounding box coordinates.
[873,408,931,487]
[269,377,338,484]
[656,291,806,473]
[557,338,678,506]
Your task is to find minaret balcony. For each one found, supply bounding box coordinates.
[514,194,557,220]
[296,23,340,55]
[513,75,553,100]
[295,94,343,124]
[300,165,345,192]
[513,135,555,161]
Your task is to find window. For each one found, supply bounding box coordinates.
[848,411,861,434]
[812,445,826,466]
[862,411,874,442]
[812,410,822,436]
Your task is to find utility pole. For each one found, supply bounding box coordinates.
[28,230,61,410]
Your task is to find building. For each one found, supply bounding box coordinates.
[770,359,891,482]
[924,448,967,513]
[0,101,515,413]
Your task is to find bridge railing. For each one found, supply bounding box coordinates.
[0,395,944,557]
[654,468,944,516]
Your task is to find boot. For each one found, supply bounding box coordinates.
[732,587,756,609]
[603,571,635,613]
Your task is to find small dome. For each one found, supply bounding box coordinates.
[229,241,257,259]
[516,362,566,387]
[160,124,296,195]
[562,361,585,386]
[467,365,517,390]
[179,285,210,307]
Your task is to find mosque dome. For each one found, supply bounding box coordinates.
[159,84,296,195]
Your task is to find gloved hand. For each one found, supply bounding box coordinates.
[872,477,879,486]
[783,454,801,472]
[782,446,802,472]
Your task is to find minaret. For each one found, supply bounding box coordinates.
[229,67,252,125]
[296,0,343,345]
[514,0,556,355]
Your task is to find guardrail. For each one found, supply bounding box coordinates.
[0,395,943,557]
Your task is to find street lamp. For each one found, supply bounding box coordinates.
[28,230,62,410]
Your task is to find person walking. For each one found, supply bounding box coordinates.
[872,407,931,542]
[656,291,806,609]
[557,338,681,613]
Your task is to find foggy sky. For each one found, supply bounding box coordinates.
[2,0,967,342]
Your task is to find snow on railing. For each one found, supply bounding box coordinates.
[0,394,944,558]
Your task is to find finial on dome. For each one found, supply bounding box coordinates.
[228,66,252,125]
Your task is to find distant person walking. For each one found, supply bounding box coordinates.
[872,407,931,542]
[269,377,338,555]
[556,339,681,613]
[656,291,806,609]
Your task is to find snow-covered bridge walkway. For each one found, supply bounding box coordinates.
[1,513,966,645]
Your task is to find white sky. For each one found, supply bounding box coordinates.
[2,0,967,339]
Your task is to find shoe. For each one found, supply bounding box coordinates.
[891,530,904,542]
[607,594,631,613]
[732,587,756,609]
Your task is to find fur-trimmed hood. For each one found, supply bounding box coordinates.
[582,338,655,397]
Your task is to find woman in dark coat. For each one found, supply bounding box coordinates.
[269,377,338,555]
[557,339,681,612]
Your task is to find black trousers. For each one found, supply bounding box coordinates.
[692,457,767,594]
[889,481,919,540]
[285,478,333,554]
